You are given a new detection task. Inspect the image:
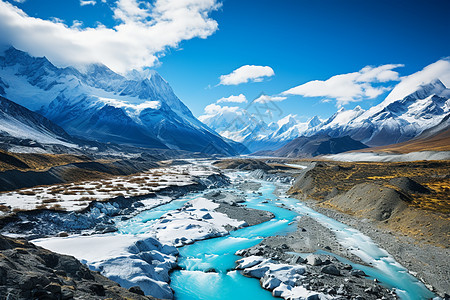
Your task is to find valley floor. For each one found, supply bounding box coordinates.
[0,157,448,299]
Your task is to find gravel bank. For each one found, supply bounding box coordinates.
[301,199,450,297]
[204,189,274,228]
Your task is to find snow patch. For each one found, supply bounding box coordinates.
[324,151,450,162]
[236,256,332,300]
[33,234,178,299]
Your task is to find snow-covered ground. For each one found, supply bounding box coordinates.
[34,234,178,299]
[147,197,247,247]
[323,151,450,162]
[0,163,219,216]
[235,255,332,300]
[284,163,308,169]
[33,193,246,299]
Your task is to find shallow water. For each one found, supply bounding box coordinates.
[116,172,434,300]
[171,182,298,300]
[283,196,435,300]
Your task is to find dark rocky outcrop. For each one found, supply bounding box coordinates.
[389,177,430,194]
[0,235,155,300]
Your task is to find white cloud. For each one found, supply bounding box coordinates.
[198,103,247,133]
[0,0,220,73]
[80,0,96,6]
[253,95,287,103]
[384,58,450,103]
[219,65,274,85]
[283,64,403,106]
[216,94,247,104]
[12,0,26,2]
[201,103,240,116]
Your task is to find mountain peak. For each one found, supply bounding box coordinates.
[307,115,321,128]
[277,114,297,127]
[127,69,159,81]
[406,79,447,101]
[0,48,238,155]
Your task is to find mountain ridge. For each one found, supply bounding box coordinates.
[202,78,450,153]
[0,47,240,155]
[254,134,368,158]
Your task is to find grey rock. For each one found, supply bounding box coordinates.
[321,264,341,276]
[350,269,366,277]
[129,286,145,295]
[306,254,323,266]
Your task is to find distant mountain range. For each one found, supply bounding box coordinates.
[255,134,368,158]
[202,78,450,154]
[1,46,448,158]
[304,79,450,147]
[357,114,450,154]
[0,47,243,156]
[199,110,322,153]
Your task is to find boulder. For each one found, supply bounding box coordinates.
[321,264,341,276]
[306,254,322,266]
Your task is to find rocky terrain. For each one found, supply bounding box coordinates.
[0,149,211,192]
[235,250,396,300]
[0,234,155,300]
[254,134,369,158]
[204,189,274,227]
[215,158,449,298]
[288,160,450,246]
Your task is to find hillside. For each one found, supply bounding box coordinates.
[289,160,450,247]
[353,114,450,153]
[254,134,368,158]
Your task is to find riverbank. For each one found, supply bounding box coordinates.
[285,160,449,296]
[213,158,448,298]
[304,198,450,297]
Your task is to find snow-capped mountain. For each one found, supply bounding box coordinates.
[266,115,321,142]
[202,78,449,153]
[0,47,238,155]
[0,95,78,152]
[200,107,323,152]
[303,79,450,146]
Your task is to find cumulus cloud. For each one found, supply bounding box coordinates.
[80,0,96,6]
[384,58,450,103]
[216,94,247,104]
[253,94,287,104]
[201,103,239,115]
[198,103,248,133]
[219,65,274,85]
[283,64,404,106]
[0,0,220,73]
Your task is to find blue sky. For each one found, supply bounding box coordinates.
[2,0,450,121]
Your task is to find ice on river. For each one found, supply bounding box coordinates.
[236,256,332,300]
[34,234,178,299]
[33,195,246,299]
[144,197,247,247]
